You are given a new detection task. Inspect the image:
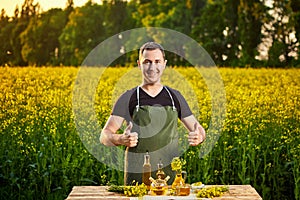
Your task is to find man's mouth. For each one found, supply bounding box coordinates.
[147,70,158,77]
[148,72,155,76]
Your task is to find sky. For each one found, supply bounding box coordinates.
[1,0,96,17]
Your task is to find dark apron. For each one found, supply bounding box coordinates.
[124,86,179,185]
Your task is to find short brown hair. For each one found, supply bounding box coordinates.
[139,42,165,59]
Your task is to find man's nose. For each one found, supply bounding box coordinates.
[148,62,155,69]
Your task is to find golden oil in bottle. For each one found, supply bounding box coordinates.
[142,152,151,188]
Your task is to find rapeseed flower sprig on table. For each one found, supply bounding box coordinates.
[171,157,186,173]
[124,181,148,197]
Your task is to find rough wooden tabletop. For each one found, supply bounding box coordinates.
[66,185,262,200]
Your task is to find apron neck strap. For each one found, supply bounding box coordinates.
[164,86,176,111]
[136,86,140,112]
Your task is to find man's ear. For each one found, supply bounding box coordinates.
[137,60,141,69]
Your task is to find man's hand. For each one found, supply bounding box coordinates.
[188,122,205,146]
[120,122,138,147]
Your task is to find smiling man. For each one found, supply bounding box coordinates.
[100,41,206,185]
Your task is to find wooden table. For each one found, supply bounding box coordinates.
[66,185,262,200]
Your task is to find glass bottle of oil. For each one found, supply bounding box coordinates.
[156,159,165,179]
[142,152,151,188]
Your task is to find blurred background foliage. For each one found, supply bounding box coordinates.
[0,0,300,67]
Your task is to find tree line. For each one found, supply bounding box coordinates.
[0,0,299,67]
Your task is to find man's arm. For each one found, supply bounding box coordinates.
[100,115,138,147]
[181,115,206,146]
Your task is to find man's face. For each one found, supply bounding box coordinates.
[138,49,167,85]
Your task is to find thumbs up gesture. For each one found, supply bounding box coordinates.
[188,123,205,146]
[121,122,138,147]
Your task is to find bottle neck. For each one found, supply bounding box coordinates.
[144,155,150,165]
[157,163,163,171]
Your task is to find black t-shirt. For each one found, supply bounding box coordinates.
[111,86,192,122]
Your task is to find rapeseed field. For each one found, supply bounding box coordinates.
[0,67,299,199]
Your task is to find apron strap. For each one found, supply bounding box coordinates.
[164,86,176,111]
[136,86,140,112]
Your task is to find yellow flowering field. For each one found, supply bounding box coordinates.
[0,67,299,200]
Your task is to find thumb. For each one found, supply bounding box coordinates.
[194,122,199,132]
[125,121,133,133]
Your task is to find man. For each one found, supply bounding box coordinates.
[100,41,206,185]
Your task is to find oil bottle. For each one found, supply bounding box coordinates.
[156,159,165,179]
[142,151,151,188]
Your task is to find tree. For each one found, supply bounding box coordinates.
[9,19,29,66]
[131,0,198,65]
[20,8,69,66]
[20,0,40,18]
[192,0,227,65]
[66,0,74,10]
[237,0,266,66]
[103,0,134,36]
[59,1,106,66]
[7,0,40,66]
[291,0,300,66]
[101,0,136,66]
[266,0,298,67]
[221,0,240,66]
[0,9,13,65]
[132,0,194,34]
